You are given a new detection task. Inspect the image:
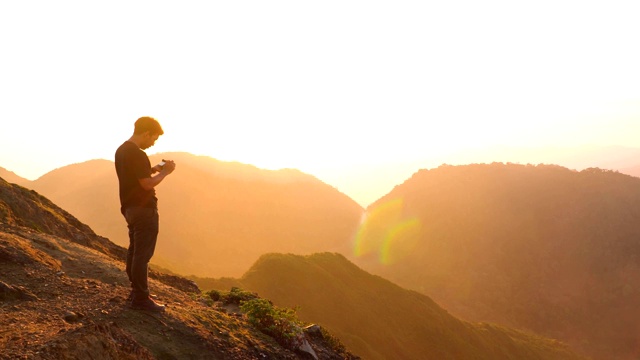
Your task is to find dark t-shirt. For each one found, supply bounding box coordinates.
[115,141,157,213]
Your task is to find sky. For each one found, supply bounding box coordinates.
[1,1,639,206]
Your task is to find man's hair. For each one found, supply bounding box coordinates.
[134,116,164,135]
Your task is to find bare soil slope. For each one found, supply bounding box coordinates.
[0,177,357,359]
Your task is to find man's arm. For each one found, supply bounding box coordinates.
[138,161,176,191]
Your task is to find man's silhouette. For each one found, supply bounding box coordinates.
[115,116,176,312]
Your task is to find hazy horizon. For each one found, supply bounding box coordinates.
[1,2,639,206]
[3,144,640,207]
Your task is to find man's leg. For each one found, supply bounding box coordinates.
[125,222,135,287]
[124,207,159,302]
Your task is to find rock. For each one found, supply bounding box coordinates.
[297,337,319,360]
[304,324,323,337]
[294,325,319,360]
[0,281,39,301]
[63,311,83,323]
[63,312,79,323]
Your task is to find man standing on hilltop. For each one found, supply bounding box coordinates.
[115,116,176,312]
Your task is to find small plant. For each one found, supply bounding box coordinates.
[225,287,257,304]
[206,289,221,302]
[240,298,304,350]
[205,287,257,305]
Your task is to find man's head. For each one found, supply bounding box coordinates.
[133,116,164,149]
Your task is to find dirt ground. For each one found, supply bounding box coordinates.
[0,226,355,360]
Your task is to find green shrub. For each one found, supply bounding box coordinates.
[240,298,304,350]
[205,287,257,305]
[206,289,221,302]
[226,287,257,304]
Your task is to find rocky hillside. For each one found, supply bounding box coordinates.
[0,174,124,261]
[195,253,586,360]
[0,176,358,359]
[24,153,364,277]
[353,163,640,360]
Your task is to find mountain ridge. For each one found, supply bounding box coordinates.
[0,167,30,187]
[354,162,640,360]
[0,172,587,359]
[7,145,640,208]
[195,252,586,360]
[4,154,640,359]
[15,153,364,278]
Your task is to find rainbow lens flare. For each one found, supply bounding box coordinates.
[354,197,421,265]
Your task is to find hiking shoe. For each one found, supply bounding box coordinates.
[127,291,159,303]
[130,297,166,312]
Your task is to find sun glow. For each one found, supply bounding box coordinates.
[1,2,639,206]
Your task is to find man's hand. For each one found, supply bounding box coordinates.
[139,160,176,191]
[151,160,176,174]
[159,160,176,175]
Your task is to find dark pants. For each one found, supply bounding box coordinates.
[123,207,159,302]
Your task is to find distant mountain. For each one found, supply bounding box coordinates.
[0,176,357,359]
[196,252,585,360]
[619,164,640,178]
[575,146,640,171]
[0,167,30,187]
[26,159,122,250]
[441,145,640,174]
[352,163,640,360]
[26,153,363,277]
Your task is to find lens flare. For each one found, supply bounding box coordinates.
[380,218,421,265]
[354,197,421,265]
